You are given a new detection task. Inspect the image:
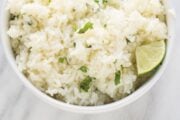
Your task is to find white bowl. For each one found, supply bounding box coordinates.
[0,0,175,114]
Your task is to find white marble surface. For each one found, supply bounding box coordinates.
[0,0,180,120]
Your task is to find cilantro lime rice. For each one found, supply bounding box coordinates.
[7,0,167,105]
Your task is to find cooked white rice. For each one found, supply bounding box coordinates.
[7,0,167,105]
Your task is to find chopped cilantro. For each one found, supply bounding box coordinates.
[79,66,88,73]
[86,44,92,48]
[94,0,99,3]
[126,38,131,43]
[114,70,121,85]
[73,42,76,47]
[27,21,32,26]
[58,57,68,64]
[103,24,107,28]
[80,76,93,92]
[103,0,108,4]
[10,14,19,20]
[78,22,93,34]
[94,0,107,4]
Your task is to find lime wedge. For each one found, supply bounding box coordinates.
[136,40,166,75]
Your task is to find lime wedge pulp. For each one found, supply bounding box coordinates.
[136,40,166,75]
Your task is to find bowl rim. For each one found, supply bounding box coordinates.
[0,0,175,114]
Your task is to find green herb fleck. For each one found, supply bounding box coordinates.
[78,22,93,34]
[27,21,32,26]
[73,42,76,47]
[103,0,108,4]
[58,57,68,64]
[79,66,88,73]
[114,70,121,85]
[80,76,93,92]
[86,44,92,48]
[10,14,19,20]
[103,24,107,28]
[94,0,99,3]
[126,38,131,43]
[94,0,107,4]
[72,8,76,12]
